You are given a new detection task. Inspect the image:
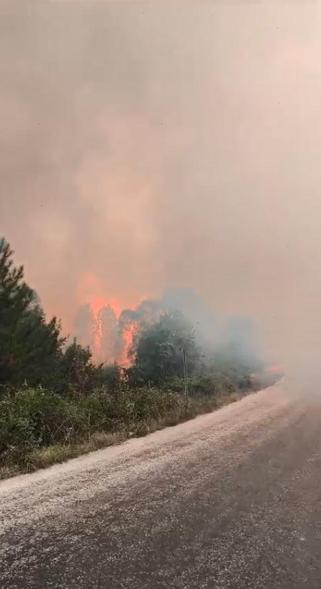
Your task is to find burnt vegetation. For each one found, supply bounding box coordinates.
[0,238,279,477]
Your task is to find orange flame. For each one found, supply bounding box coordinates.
[90,296,123,319]
[90,296,121,362]
[119,322,138,368]
[76,272,140,366]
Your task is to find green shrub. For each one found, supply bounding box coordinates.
[0,388,83,464]
[0,380,247,475]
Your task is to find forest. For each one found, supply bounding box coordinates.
[0,238,276,477]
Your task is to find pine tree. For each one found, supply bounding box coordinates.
[0,238,64,388]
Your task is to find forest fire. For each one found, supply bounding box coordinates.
[87,298,137,366]
[121,322,138,368]
[73,272,138,365]
[74,273,141,366]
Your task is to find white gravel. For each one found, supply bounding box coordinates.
[0,384,290,535]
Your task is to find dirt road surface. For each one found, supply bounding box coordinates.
[1,384,321,588]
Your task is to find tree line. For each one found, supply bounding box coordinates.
[0,237,274,477]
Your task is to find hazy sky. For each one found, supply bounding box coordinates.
[1,1,321,378]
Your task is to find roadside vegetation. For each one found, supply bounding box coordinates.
[0,238,279,478]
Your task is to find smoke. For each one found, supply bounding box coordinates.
[1,1,321,390]
[73,287,263,374]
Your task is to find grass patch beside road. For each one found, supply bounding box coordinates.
[0,386,242,479]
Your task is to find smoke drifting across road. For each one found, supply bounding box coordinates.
[1,2,321,387]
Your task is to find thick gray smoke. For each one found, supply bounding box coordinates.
[1,1,321,390]
[73,287,264,373]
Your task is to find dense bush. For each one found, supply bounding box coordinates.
[0,389,81,464]
[0,386,184,468]
[0,370,268,473]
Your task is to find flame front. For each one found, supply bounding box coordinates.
[74,272,140,366]
[92,299,137,367]
[119,322,138,367]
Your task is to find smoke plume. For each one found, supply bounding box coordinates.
[1,1,321,389]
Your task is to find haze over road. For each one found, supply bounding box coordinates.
[1,385,321,588]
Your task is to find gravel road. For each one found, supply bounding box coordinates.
[1,384,321,588]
